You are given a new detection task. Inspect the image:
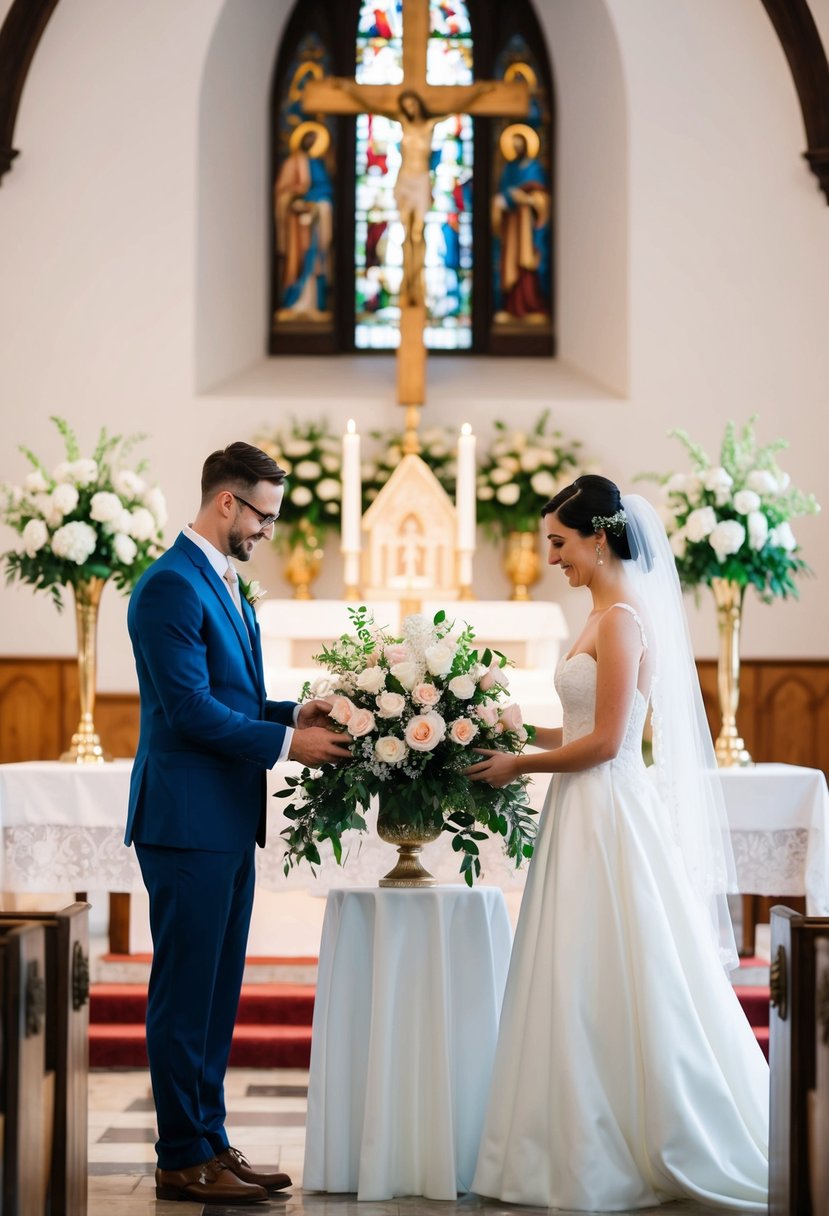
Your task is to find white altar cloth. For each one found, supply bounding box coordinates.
[303,886,511,1200]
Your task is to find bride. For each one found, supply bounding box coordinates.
[466,475,768,1210]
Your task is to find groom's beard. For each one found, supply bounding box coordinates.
[228,523,260,562]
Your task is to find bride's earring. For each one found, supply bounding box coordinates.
[596,543,604,566]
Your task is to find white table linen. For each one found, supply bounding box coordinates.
[302,886,511,1200]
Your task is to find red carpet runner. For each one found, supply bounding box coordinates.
[89,960,769,1069]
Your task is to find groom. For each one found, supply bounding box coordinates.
[125,441,351,1205]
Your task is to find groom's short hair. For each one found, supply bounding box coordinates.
[201,442,286,501]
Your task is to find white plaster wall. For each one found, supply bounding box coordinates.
[0,0,827,702]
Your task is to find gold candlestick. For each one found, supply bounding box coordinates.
[61,577,111,764]
[711,577,752,767]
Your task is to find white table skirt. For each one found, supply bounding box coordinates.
[303,886,511,1200]
[0,760,827,913]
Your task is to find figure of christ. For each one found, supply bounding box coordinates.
[329,82,494,307]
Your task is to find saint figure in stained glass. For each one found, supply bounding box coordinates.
[274,122,334,319]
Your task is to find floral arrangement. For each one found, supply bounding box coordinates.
[361,426,457,511]
[2,416,167,606]
[277,607,538,885]
[476,411,582,537]
[256,419,341,549]
[655,418,820,599]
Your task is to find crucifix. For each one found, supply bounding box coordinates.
[302,0,529,441]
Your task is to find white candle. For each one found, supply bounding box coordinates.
[341,419,362,554]
[456,422,476,552]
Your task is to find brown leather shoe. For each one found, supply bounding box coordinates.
[155,1156,267,1204]
[217,1145,292,1192]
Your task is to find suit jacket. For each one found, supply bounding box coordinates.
[125,532,296,851]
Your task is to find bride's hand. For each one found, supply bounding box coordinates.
[465,749,521,788]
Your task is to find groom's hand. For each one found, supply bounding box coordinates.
[295,698,334,729]
[288,725,352,767]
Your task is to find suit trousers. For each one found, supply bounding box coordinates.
[135,840,256,1170]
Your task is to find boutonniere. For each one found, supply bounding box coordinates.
[238,577,266,609]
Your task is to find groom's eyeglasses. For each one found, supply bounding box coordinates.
[231,493,278,531]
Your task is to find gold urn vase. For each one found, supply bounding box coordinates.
[61,576,112,764]
[711,577,752,767]
[503,531,541,601]
[283,520,323,600]
[376,788,444,888]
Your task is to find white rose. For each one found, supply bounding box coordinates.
[113,469,146,499]
[412,682,441,707]
[383,643,409,666]
[310,675,337,699]
[33,492,64,527]
[316,478,341,501]
[703,467,734,506]
[733,489,761,515]
[376,690,406,718]
[347,707,376,738]
[51,483,79,516]
[424,641,455,677]
[294,460,322,480]
[52,461,71,484]
[321,455,340,473]
[289,486,313,506]
[708,519,746,562]
[670,529,688,559]
[685,506,717,542]
[356,666,386,695]
[404,711,446,752]
[23,471,49,494]
[448,674,475,699]
[665,473,688,495]
[519,447,545,472]
[497,456,520,474]
[127,506,157,541]
[510,430,527,451]
[747,511,769,551]
[90,491,124,524]
[449,717,478,746]
[769,521,797,551]
[477,486,495,501]
[495,483,521,506]
[374,736,407,765]
[113,532,138,564]
[22,518,49,556]
[51,520,97,563]
[68,459,98,486]
[390,661,419,691]
[746,469,778,496]
[283,439,312,458]
[144,485,168,527]
[530,471,557,498]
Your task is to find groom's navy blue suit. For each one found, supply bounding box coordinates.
[126,532,296,1170]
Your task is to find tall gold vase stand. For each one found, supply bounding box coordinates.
[711,577,751,768]
[61,577,111,764]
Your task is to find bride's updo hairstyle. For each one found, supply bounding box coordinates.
[541,475,634,562]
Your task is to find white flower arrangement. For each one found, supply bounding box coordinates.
[2,417,166,606]
[256,419,342,549]
[361,425,458,509]
[654,418,819,600]
[476,411,583,537]
[278,607,537,886]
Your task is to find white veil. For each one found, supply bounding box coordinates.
[621,494,739,972]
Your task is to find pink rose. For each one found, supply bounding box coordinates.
[329,696,355,725]
[404,711,446,752]
[449,717,478,746]
[479,662,509,692]
[347,707,376,738]
[499,703,524,733]
[412,682,441,707]
[390,661,419,690]
[383,643,409,666]
[376,691,406,718]
[475,703,500,727]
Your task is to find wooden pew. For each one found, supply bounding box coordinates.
[769,907,829,1216]
[0,921,50,1216]
[810,938,829,1214]
[0,905,89,1216]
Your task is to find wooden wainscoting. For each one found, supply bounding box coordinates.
[0,655,828,771]
[0,658,139,762]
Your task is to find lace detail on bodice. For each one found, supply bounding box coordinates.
[555,604,649,776]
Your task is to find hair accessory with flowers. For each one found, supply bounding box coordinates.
[255,418,341,550]
[1,416,167,606]
[277,607,538,885]
[591,509,627,536]
[476,411,584,538]
[647,416,819,599]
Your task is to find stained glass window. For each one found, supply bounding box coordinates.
[354,0,474,351]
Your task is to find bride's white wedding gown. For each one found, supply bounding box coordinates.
[473,607,769,1211]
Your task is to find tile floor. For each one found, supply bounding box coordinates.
[87,1066,761,1215]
